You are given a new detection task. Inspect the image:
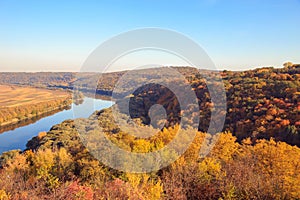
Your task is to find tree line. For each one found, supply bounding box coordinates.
[0,98,72,126]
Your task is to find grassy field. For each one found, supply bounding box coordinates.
[0,85,70,108]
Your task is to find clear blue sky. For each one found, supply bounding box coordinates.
[0,0,300,72]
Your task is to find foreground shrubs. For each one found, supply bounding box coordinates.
[0,126,300,199]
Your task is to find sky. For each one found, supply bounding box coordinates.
[0,0,300,72]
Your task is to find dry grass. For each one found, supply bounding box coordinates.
[0,85,70,107]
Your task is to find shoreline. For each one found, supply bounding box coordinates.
[0,84,73,130]
[0,104,72,130]
[0,95,113,134]
[0,96,114,154]
[0,83,114,134]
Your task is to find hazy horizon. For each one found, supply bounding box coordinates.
[0,63,292,73]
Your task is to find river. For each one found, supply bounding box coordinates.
[0,97,113,154]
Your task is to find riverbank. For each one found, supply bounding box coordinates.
[0,84,72,127]
[0,97,113,153]
[0,104,71,131]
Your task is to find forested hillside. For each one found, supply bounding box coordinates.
[0,63,299,199]
[120,64,300,147]
[1,64,299,144]
[0,72,75,88]
[0,108,299,199]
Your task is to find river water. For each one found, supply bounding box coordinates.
[0,97,113,154]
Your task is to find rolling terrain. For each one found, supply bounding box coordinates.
[0,64,299,199]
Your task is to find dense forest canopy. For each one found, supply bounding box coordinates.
[0,108,299,199]
[0,63,299,199]
[0,64,299,145]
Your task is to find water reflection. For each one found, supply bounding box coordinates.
[0,106,71,134]
[0,97,113,153]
